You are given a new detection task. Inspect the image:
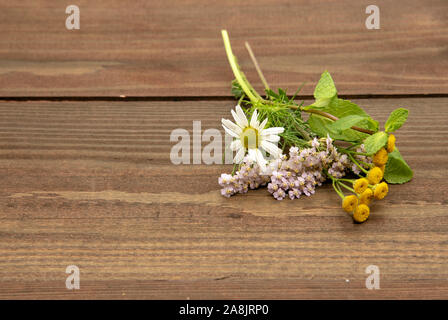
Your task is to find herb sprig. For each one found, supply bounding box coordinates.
[221,29,413,184]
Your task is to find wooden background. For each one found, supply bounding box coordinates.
[0,0,447,299]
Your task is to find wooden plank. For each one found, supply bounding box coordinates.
[0,98,447,299]
[0,0,447,97]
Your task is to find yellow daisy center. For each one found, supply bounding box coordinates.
[240,126,260,149]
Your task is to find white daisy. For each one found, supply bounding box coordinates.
[222,105,284,171]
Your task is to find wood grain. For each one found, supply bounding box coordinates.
[0,98,447,299]
[0,0,447,97]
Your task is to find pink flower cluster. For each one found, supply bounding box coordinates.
[218,136,372,200]
[218,157,270,197]
[268,137,340,200]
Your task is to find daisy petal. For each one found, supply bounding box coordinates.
[230,109,245,128]
[263,134,280,143]
[250,109,258,128]
[222,124,240,138]
[248,148,258,163]
[261,127,285,136]
[255,148,267,170]
[230,139,242,151]
[261,140,282,158]
[259,118,268,130]
[233,147,245,164]
[235,105,249,127]
[222,119,242,135]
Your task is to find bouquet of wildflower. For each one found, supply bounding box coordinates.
[218,30,413,223]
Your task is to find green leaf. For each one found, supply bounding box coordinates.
[307,115,368,142]
[363,131,388,154]
[305,71,379,142]
[384,148,413,184]
[306,98,378,142]
[385,108,409,133]
[329,115,368,132]
[314,71,337,101]
[307,114,340,139]
[231,79,244,99]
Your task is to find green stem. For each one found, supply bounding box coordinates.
[339,178,355,183]
[336,182,345,197]
[238,94,246,106]
[347,142,362,150]
[222,30,262,103]
[359,160,374,168]
[348,153,369,174]
[332,180,345,199]
[325,170,345,199]
[338,182,356,193]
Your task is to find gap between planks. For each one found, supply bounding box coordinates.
[0,93,448,102]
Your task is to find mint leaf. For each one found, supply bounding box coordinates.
[331,99,362,115]
[384,148,413,184]
[363,131,388,154]
[385,108,409,133]
[307,114,340,139]
[329,115,368,132]
[314,71,337,100]
[306,98,378,142]
[306,71,378,142]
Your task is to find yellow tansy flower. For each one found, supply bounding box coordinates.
[374,182,389,200]
[342,195,358,213]
[353,178,369,194]
[378,164,386,173]
[387,134,396,153]
[353,204,370,223]
[367,167,383,185]
[373,148,388,166]
[360,188,374,205]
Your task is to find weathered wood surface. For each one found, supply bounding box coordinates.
[0,0,447,97]
[0,98,447,299]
